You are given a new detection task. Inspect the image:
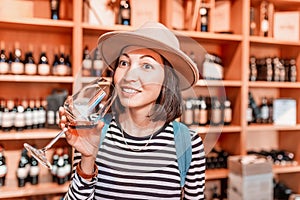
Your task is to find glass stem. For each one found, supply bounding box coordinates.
[42,128,68,151]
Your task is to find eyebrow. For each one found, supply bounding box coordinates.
[120,53,157,61]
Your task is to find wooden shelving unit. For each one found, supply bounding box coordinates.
[1,0,300,198]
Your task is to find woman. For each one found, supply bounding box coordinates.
[61,22,205,199]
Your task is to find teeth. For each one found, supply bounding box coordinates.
[122,88,138,94]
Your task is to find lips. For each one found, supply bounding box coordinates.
[120,86,141,95]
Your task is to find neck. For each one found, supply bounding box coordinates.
[119,107,163,137]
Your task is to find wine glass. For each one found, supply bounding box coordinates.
[24,77,115,169]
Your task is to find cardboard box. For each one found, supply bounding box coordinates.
[131,0,159,27]
[228,155,273,176]
[0,0,34,18]
[228,173,273,200]
[213,1,231,33]
[274,12,300,41]
[273,98,296,126]
[83,0,115,26]
[228,155,273,200]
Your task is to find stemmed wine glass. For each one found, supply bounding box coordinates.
[24,77,115,169]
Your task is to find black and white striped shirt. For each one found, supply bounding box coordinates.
[64,118,205,200]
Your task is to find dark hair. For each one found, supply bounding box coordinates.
[110,53,183,124]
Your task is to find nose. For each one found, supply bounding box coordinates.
[122,63,140,82]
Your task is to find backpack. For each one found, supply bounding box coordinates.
[100,114,192,187]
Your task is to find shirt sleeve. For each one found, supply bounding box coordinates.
[63,151,97,200]
[183,132,206,200]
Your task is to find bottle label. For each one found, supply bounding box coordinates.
[38,64,50,75]
[25,111,33,126]
[25,63,37,75]
[47,110,55,125]
[246,107,253,122]
[121,9,130,20]
[211,109,222,124]
[0,165,7,177]
[2,112,13,128]
[261,106,269,120]
[30,165,40,176]
[193,109,200,124]
[11,62,24,75]
[184,110,193,125]
[39,109,46,124]
[17,167,28,179]
[82,59,92,70]
[224,108,232,123]
[0,62,9,74]
[15,112,25,127]
[199,110,208,125]
[56,64,68,76]
[33,110,39,125]
[93,60,104,70]
[261,19,269,32]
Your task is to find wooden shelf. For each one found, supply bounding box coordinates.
[206,168,228,180]
[273,165,300,174]
[247,124,300,132]
[250,36,300,47]
[0,129,64,140]
[190,125,241,134]
[196,80,242,87]
[0,181,69,199]
[0,75,74,83]
[249,81,300,88]
[0,17,74,32]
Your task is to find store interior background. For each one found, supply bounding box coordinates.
[0,0,300,199]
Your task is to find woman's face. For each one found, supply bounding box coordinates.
[114,46,165,110]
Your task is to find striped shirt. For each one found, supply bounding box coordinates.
[64,118,205,200]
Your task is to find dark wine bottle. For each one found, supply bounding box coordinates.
[24,99,33,129]
[119,0,131,25]
[0,41,9,75]
[82,46,92,77]
[17,149,30,187]
[50,0,60,20]
[38,51,50,76]
[24,47,37,75]
[199,1,208,32]
[92,47,104,77]
[11,42,24,75]
[260,96,269,124]
[29,156,39,185]
[0,145,7,187]
[2,100,14,132]
[14,99,25,131]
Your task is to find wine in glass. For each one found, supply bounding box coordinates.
[24,77,115,169]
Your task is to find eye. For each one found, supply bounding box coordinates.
[118,60,129,68]
[142,63,154,70]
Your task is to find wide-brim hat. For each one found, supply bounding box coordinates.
[97,21,203,90]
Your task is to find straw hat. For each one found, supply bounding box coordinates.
[97,21,201,90]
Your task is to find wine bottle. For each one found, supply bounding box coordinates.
[2,100,14,132]
[119,0,131,25]
[193,99,200,125]
[0,145,7,187]
[268,97,273,124]
[37,99,46,128]
[52,53,59,76]
[65,54,72,76]
[289,58,297,82]
[24,99,33,129]
[29,155,39,185]
[82,46,92,77]
[38,50,50,76]
[56,52,68,76]
[24,45,37,75]
[199,96,208,126]
[250,7,256,36]
[51,152,59,182]
[222,97,232,125]
[249,56,257,81]
[211,97,222,126]
[260,96,269,124]
[260,1,269,37]
[0,41,9,75]
[14,99,25,131]
[248,92,261,123]
[50,0,60,20]
[246,100,253,124]
[11,42,24,75]
[199,1,208,32]
[183,99,193,126]
[92,47,104,77]
[30,99,39,129]
[63,148,71,182]
[17,149,30,187]
[56,155,66,185]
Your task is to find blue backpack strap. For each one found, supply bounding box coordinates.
[100,113,112,147]
[173,121,192,187]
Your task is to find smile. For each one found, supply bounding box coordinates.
[121,87,141,94]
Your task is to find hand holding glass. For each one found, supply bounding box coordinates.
[24,78,114,169]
